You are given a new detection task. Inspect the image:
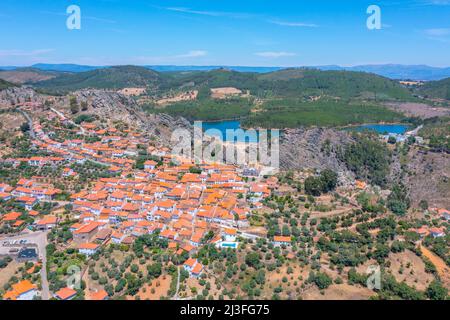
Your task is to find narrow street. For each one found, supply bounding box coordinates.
[173,266,181,300]
[49,107,86,135]
[17,108,36,139]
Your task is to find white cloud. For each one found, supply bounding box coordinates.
[132,50,209,64]
[84,15,116,24]
[424,28,450,36]
[40,11,116,23]
[269,20,318,28]
[165,7,251,19]
[166,7,222,17]
[175,50,208,58]
[255,52,296,58]
[422,0,450,5]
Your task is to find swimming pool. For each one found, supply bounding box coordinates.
[220,242,238,249]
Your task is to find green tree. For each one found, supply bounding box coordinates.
[320,169,338,193]
[147,262,162,278]
[387,183,410,216]
[245,252,261,269]
[341,136,391,187]
[419,200,429,211]
[304,176,323,196]
[309,271,332,290]
[20,122,30,133]
[69,96,79,114]
[426,280,448,300]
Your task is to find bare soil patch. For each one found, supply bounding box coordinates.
[385,102,450,119]
[156,91,198,105]
[387,249,434,291]
[211,87,243,99]
[420,246,450,289]
[301,283,374,300]
[117,88,147,96]
[0,71,55,84]
[0,260,22,288]
[130,274,172,300]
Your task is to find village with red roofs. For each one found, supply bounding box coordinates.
[0,98,448,301]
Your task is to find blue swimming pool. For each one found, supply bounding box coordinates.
[221,242,238,248]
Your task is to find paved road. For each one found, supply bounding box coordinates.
[17,109,36,139]
[0,231,50,299]
[50,107,86,135]
[406,124,423,136]
[238,231,262,240]
[173,266,181,300]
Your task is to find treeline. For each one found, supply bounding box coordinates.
[339,134,391,187]
[145,97,253,122]
[417,77,450,100]
[419,117,450,153]
[241,99,405,128]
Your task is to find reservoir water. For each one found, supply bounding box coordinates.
[344,124,410,135]
[196,120,410,142]
[197,120,259,142]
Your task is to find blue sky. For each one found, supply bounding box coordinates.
[1,0,450,67]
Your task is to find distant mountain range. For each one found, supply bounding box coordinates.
[1,63,450,81]
[315,64,450,81]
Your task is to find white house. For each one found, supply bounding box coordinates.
[78,243,100,256]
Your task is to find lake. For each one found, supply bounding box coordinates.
[344,124,410,135]
[197,120,410,142]
[197,120,260,142]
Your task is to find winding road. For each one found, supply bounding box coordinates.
[16,108,35,138]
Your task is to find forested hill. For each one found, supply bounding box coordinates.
[256,69,413,99]
[0,79,16,90]
[164,68,414,100]
[34,65,163,93]
[0,67,59,84]
[417,77,450,100]
[31,65,415,100]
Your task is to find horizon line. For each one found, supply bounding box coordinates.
[1,63,450,69]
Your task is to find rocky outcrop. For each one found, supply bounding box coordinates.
[399,148,450,208]
[279,127,356,184]
[72,89,192,144]
[0,86,43,106]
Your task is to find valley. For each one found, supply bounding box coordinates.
[0,64,448,302]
